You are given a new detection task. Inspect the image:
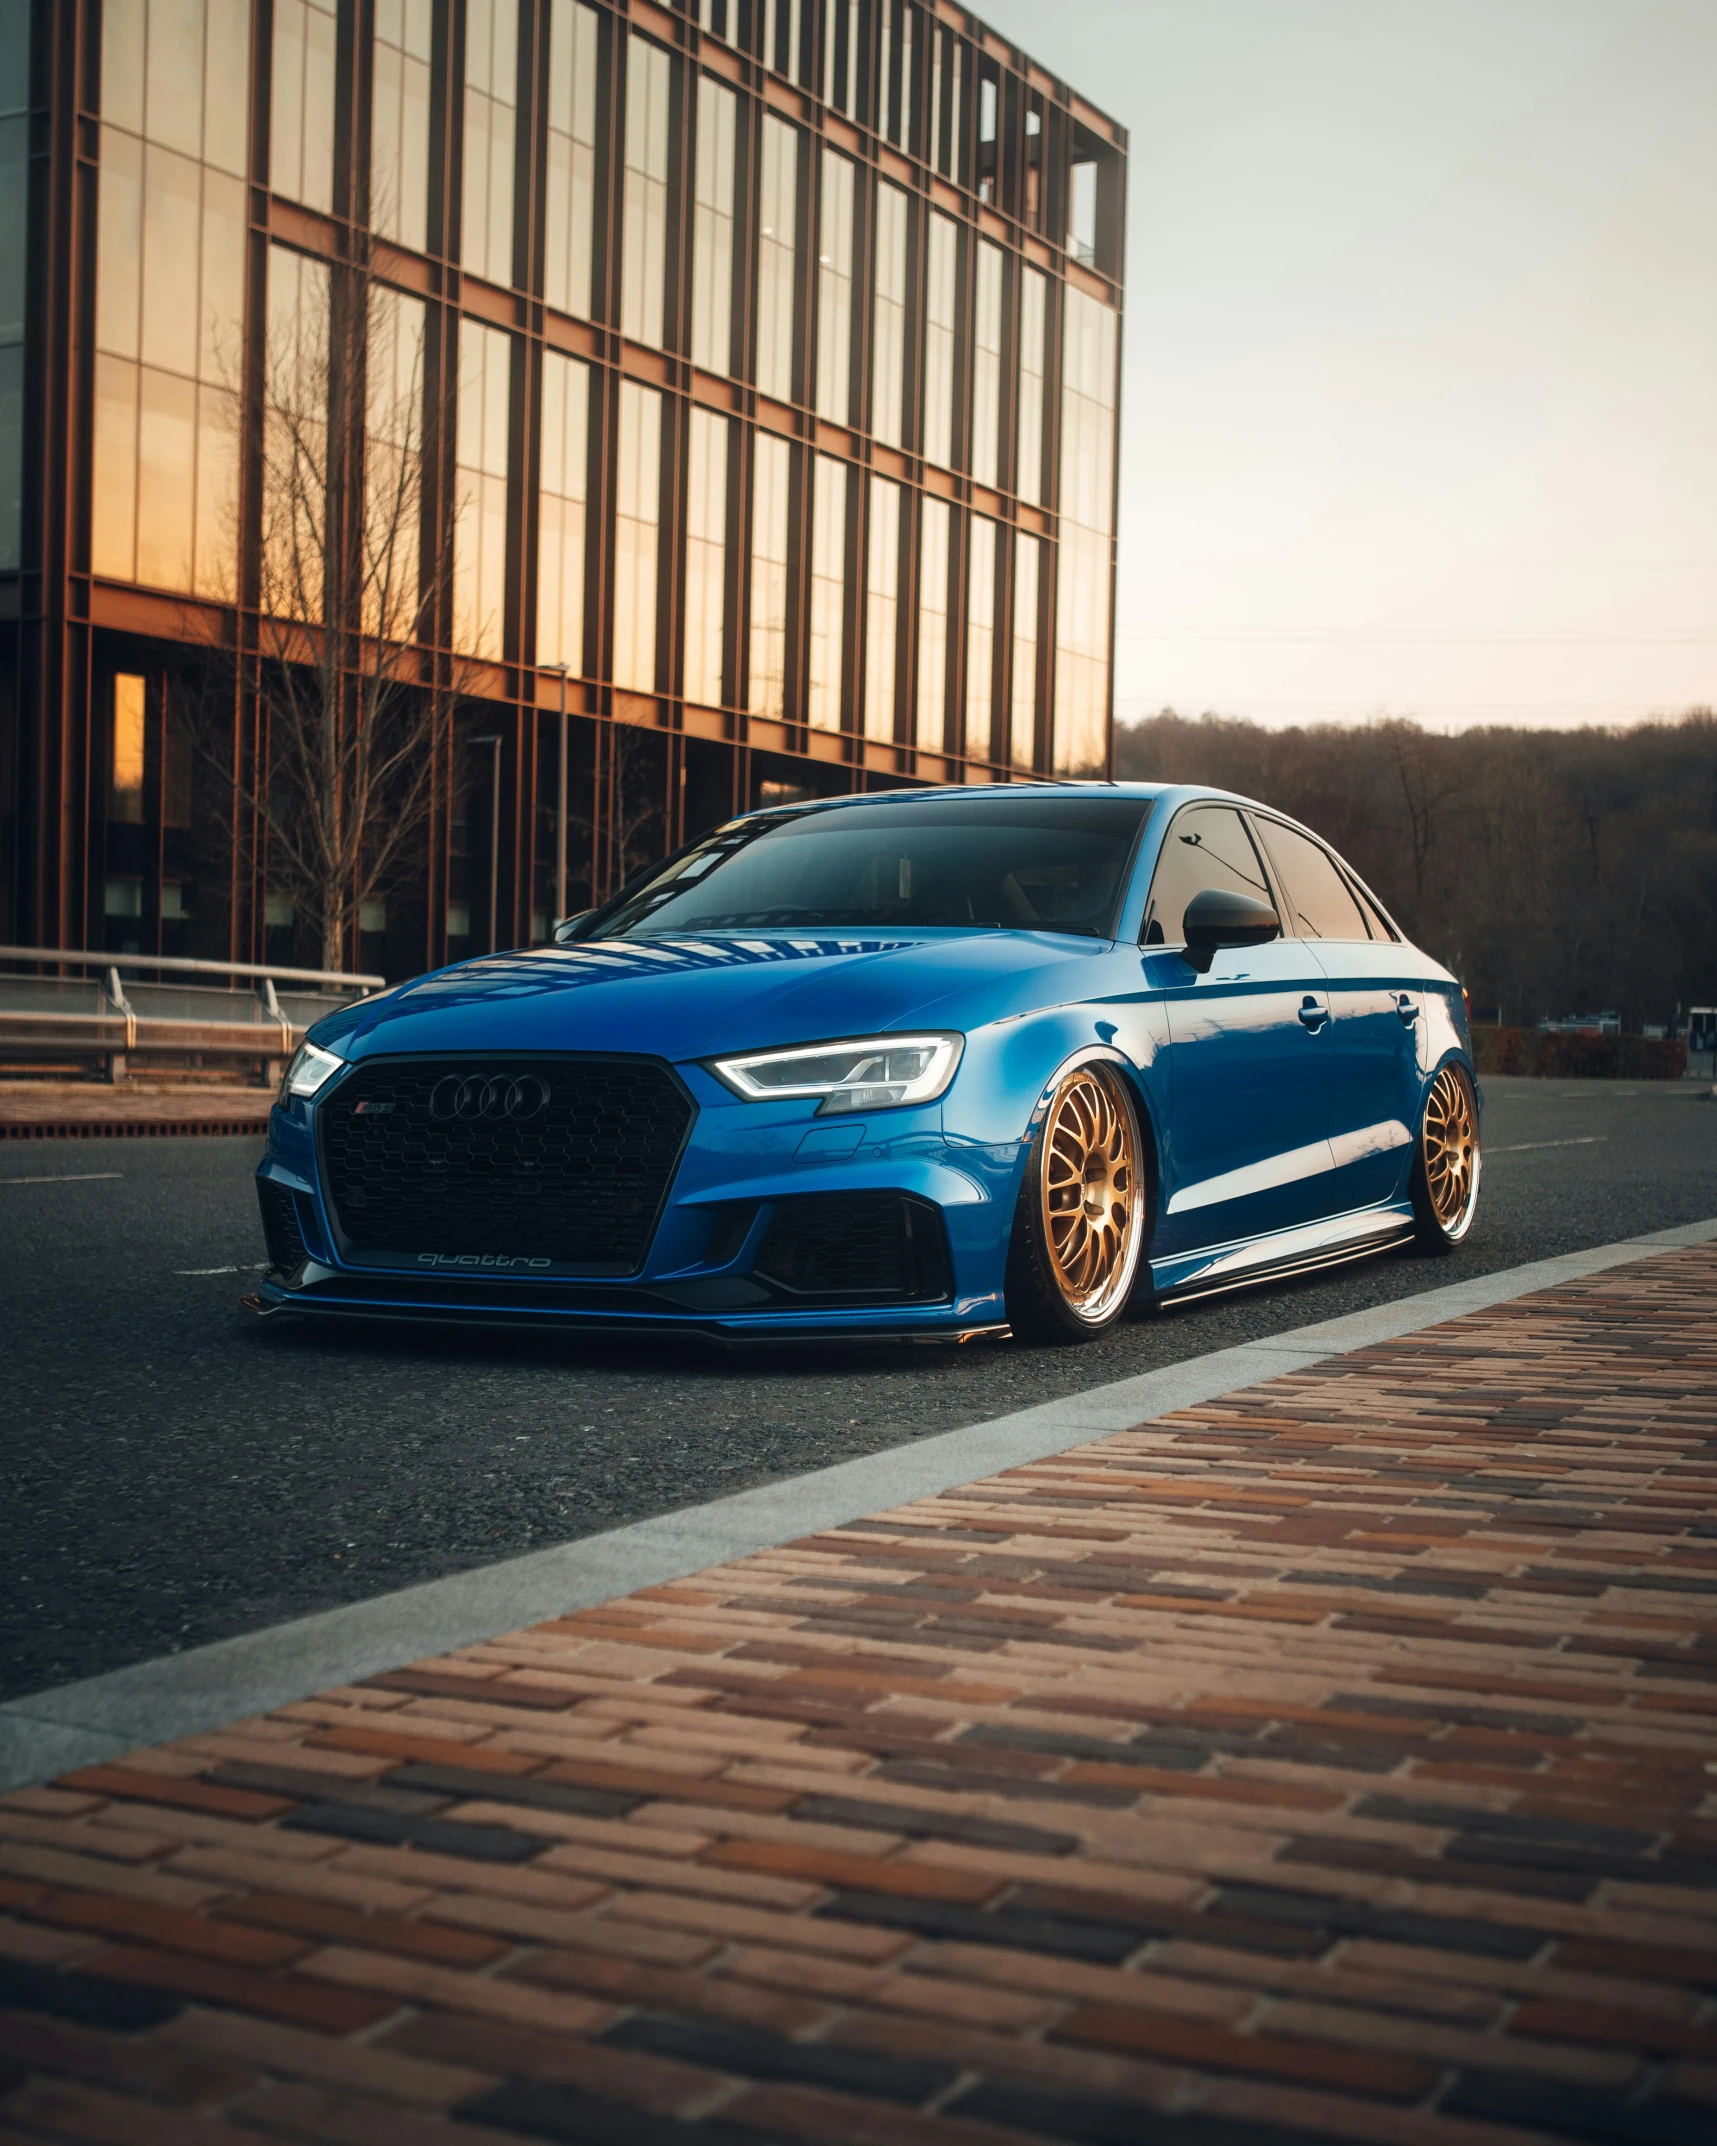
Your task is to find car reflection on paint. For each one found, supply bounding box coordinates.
[251,783,1480,1346]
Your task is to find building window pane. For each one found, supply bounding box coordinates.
[366,285,426,640]
[455,318,512,660]
[373,0,432,253]
[871,181,907,447]
[922,211,956,469]
[749,431,790,717]
[1016,263,1045,507]
[807,453,846,732]
[822,0,860,113]
[864,475,899,743]
[95,12,250,597]
[144,0,203,160]
[94,129,142,363]
[691,78,736,375]
[537,349,588,670]
[102,0,145,136]
[621,37,671,348]
[1011,531,1039,770]
[1053,288,1117,774]
[613,378,661,690]
[756,115,797,401]
[110,673,147,823]
[271,0,336,212]
[545,0,598,318]
[684,407,727,706]
[136,365,196,587]
[92,356,139,580]
[191,381,237,597]
[971,238,1002,488]
[814,149,853,423]
[966,514,996,764]
[260,245,329,623]
[198,166,246,385]
[916,494,948,753]
[462,0,518,285]
[202,0,250,177]
[141,147,200,377]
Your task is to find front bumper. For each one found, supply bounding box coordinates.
[253,1056,1022,1345]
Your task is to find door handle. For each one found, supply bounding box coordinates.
[1298,997,1330,1031]
[1396,994,1419,1024]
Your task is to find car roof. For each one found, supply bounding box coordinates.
[734,780,1171,822]
[726,779,1282,828]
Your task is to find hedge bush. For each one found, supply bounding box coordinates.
[1470,1027,1687,1080]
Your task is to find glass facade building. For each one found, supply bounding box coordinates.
[0,0,1125,977]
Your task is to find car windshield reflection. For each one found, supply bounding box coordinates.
[581,796,1155,942]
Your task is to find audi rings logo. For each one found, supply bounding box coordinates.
[428,1074,552,1123]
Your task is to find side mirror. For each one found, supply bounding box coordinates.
[1182,887,1280,973]
[551,911,593,945]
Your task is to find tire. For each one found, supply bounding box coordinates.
[1005,1061,1150,1342]
[1410,1061,1481,1252]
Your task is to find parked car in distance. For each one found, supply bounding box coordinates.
[251,784,1480,1346]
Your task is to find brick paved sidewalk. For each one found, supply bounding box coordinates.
[4,1248,1717,2146]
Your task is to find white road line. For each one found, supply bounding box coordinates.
[177,1265,240,1276]
[0,1172,123,1187]
[1488,1136,1608,1154]
[2,1213,1713,1794]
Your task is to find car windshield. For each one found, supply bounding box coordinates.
[583,795,1154,941]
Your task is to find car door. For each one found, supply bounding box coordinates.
[1142,803,1339,1255]
[1252,815,1421,1211]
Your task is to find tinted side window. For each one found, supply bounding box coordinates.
[1257,820,1372,940]
[1142,806,1273,945]
[1348,876,1399,942]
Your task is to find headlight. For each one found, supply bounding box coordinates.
[281,1040,346,1100]
[709,1034,963,1116]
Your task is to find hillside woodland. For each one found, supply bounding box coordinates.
[1113,711,1717,1031]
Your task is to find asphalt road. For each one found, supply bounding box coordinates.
[4,1074,1714,1703]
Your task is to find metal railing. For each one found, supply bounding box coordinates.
[0,946,383,1082]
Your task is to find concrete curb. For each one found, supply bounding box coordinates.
[4,1215,1713,1792]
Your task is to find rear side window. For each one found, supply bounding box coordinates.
[1256,819,1372,940]
[1142,806,1273,945]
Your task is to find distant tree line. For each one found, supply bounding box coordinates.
[1113,710,1717,1031]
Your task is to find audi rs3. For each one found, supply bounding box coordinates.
[251,784,1480,1345]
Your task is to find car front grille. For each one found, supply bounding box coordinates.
[752,1192,952,1304]
[318,1055,694,1275]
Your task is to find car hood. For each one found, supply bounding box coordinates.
[312,931,1112,1063]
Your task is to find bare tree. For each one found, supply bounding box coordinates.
[196,241,472,972]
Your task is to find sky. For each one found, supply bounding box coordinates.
[977,0,1717,731]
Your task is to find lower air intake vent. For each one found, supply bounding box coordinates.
[751,1192,952,1304]
[258,1180,309,1274]
[319,1055,694,1275]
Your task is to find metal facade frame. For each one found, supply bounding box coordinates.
[0,0,1126,980]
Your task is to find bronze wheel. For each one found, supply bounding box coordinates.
[1006,1062,1148,1339]
[1412,1062,1481,1249]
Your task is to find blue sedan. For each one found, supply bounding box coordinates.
[251,783,1480,1346]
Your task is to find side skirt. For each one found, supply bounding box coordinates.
[1150,1204,1417,1311]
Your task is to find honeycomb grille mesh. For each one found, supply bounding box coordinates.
[257,1180,309,1274]
[319,1057,693,1273]
[752,1193,950,1303]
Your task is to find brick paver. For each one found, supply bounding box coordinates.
[4,1245,1717,2145]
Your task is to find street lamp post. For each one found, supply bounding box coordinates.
[469,734,503,954]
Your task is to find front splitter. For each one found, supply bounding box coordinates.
[241,1281,1009,1350]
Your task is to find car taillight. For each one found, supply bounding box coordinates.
[1462,987,1471,1021]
